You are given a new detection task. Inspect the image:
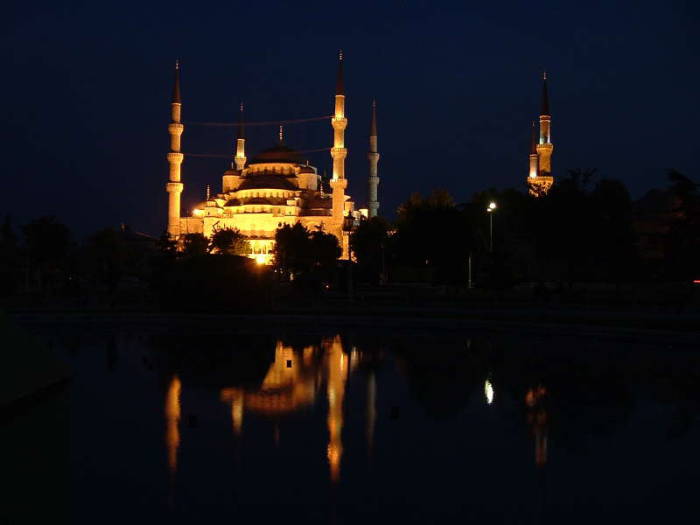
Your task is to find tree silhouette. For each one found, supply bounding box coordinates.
[210,227,248,255]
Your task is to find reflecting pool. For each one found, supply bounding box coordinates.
[29,325,700,523]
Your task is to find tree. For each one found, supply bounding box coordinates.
[273,223,340,281]
[394,190,470,283]
[350,217,389,283]
[590,178,638,282]
[274,223,311,277]
[0,215,20,295]
[182,233,209,257]
[83,227,127,292]
[21,216,72,292]
[309,227,341,270]
[665,170,700,280]
[210,227,249,255]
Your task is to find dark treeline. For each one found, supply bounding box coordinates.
[353,169,700,287]
[0,170,697,311]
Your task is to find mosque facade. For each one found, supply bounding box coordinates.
[164,55,380,263]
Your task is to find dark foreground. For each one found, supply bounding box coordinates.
[3,315,700,524]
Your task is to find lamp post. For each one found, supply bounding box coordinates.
[487,201,497,253]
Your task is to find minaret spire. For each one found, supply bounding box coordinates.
[536,71,553,174]
[166,60,185,237]
[330,50,349,258]
[172,60,182,103]
[234,102,247,171]
[530,72,554,196]
[336,50,344,95]
[367,100,380,218]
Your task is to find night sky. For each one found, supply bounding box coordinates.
[2,1,698,237]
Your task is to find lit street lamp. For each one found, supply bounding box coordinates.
[486,201,497,253]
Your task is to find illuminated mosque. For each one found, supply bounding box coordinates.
[165,53,381,263]
[527,73,555,195]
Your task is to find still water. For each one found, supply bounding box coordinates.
[36,324,700,522]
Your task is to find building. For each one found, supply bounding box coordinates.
[165,54,380,263]
[527,73,554,196]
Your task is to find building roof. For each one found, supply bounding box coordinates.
[248,144,302,165]
[237,174,297,191]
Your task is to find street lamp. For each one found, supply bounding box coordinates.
[486,201,497,252]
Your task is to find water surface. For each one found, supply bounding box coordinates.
[32,324,700,523]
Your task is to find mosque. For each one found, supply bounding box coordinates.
[164,54,380,263]
[527,73,555,195]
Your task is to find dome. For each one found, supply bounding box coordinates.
[237,174,297,191]
[248,144,302,165]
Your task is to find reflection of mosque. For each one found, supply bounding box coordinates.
[165,335,373,483]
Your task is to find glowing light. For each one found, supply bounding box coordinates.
[487,201,497,212]
[254,254,266,265]
[484,379,494,405]
[165,375,181,474]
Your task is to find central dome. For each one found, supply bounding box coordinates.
[249,144,302,165]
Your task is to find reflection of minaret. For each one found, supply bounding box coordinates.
[165,375,181,474]
[525,386,548,467]
[231,390,244,436]
[325,335,347,483]
[366,370,376,455]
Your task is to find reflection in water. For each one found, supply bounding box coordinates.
[366,371,376,455]
[484,379,494,405]
[325,336,347,483]
[165,375,181,474]
[526,386,548,467]
[219,336,350,482]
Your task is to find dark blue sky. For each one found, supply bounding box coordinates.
[2,0,698,236]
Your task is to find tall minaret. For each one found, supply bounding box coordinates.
[367,100,380,218]
[166,60,184,237]
[330,51,348,224]
[536,72,553,176]
[234,102,247,171]
[528,120,539,179]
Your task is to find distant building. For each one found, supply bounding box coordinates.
[164,54,380,263]
[527,73,554,196]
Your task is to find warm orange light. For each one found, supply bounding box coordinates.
[165,375,181,474]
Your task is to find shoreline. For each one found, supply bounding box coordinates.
[7,307,699,346]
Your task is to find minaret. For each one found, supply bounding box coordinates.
[330,51,348,225]
[367,100,380,218]
[166,60,184,237]
[528,72,554,196]
[536,72,553,176]
[528,121,539,179]
[234,102,247,171]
